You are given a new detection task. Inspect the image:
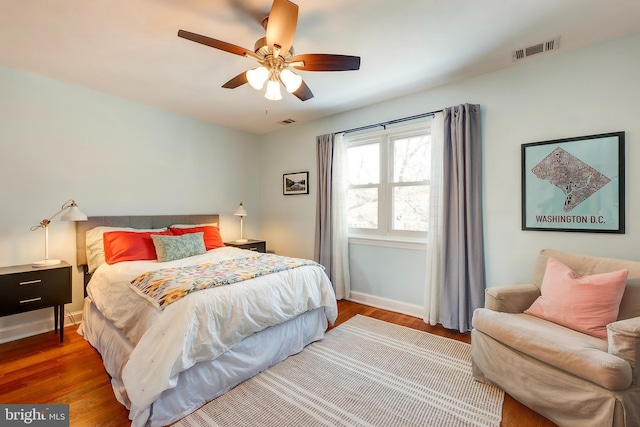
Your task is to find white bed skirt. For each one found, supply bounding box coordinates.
[79,297,328,427]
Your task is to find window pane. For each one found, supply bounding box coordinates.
[392,186,429,231]
[393,135,430,182]
[347,143,379,185]
[348,188,378,229]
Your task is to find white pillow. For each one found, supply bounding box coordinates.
[85,226,167,273]
[170,223,218,228]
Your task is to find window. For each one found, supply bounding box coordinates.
[345,121,431,241]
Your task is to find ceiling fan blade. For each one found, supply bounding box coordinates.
[222,72,248,89]
[291,54,361,71]
[178,30,253,57]
[293,80,314,101]
[266,0,298,55]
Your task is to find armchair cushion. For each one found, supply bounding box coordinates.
[525,257,628,339]
[473,308,632,390]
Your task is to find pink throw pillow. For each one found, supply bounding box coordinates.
[524,257,628,340]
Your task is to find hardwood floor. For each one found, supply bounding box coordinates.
[0,300,556,426]
[0,323,130,426]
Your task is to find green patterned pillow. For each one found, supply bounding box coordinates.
[151,232,206,262]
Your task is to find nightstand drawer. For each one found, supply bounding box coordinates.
[0,265,72,316]
[241,241,266,253]
[225,240,266,253]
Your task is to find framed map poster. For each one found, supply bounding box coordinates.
[521,131,625,233]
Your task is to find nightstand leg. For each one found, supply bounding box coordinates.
[54,306,58,334]
[59,305,64,343]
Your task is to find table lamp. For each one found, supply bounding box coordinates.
[233,202,248,243]
[30,199,88,267]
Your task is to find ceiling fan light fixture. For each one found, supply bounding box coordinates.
[246,66,270,90]
[280,69,303,93]
[265,79,282,100]
[178,0,360,103]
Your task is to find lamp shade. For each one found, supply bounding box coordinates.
[264,80,282,101]
[61,204,87,221]
[280,69,303,93]
[234,202,247,217]
[247,66,269,90]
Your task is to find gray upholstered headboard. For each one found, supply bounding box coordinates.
[75,214,220,267]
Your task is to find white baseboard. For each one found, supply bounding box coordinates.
[0,310,84,344]
[347,291,424,319]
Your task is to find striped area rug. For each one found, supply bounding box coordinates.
[174,315,504,427]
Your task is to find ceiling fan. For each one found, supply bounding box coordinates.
[178,0,361,102]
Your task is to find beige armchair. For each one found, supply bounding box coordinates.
[471,249,640,427]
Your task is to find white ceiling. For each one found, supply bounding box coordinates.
[1,0,639,135]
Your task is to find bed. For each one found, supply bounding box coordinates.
[75,214,338,427]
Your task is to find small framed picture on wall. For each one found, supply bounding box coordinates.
[283,171,309,195]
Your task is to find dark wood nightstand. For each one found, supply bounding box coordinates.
[224,239,266,253]
[0,261,72,342]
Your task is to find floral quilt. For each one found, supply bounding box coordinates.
[129,253,322,309]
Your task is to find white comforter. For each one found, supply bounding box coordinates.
[87,247,337,412]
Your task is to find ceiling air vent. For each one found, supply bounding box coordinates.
[279,119,296,125]
[512,36,561,61]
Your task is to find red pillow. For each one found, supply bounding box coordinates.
[169,226,224,251]
[103,230,172,265]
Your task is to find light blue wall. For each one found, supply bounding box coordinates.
[2,32,640,339]
[0,66,260,337]
[260,33,640,315]
[349,243,425,304]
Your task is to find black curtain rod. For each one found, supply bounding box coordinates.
[336,110,441,135]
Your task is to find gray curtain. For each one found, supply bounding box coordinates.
[314,133,334,278]
[440,104,485,332]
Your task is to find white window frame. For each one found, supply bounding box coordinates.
[345,120,431,246]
